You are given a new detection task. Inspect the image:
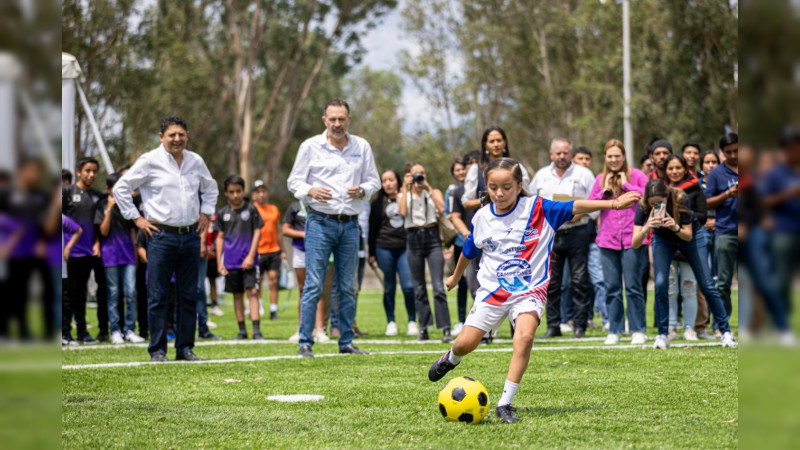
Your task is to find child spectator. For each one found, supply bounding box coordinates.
[252,180,285,321]
[60,214,83,345]
[215,175,264,339]
[95,172,145,344]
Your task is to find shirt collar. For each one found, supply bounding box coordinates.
[317,129,352,152]
[159,144,186,163]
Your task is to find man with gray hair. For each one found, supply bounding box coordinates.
[529,138,597,339]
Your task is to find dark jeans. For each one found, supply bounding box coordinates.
[452,245,470,323]
[652,232,731,336]
[375,246,415,323]
[714,234,737,321]
[407,227,450,331]
[546,227,591,330]
[741,228,789,331]
[196,257,210,335]
[136,262,149,338]
[146,230,200,356]
[64,256,108,338]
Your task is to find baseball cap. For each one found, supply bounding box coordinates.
[253,179,266,191]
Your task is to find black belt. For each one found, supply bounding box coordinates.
[307,207,358,223]
[157,223,196,234]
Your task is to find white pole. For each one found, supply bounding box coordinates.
[18,90,59,173]
[76,80,115,173]
[623,0,633,167]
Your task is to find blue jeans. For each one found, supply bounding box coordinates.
[742,227,789,331]
[600,247,646,334]
[105,264,138,334]
[196,257,210,335]
[652,231,730,336]
[299,213,359,349]
[375,247,416,324]
[146,230,200,356]
[668,261,697,330]
[588,243,607,323]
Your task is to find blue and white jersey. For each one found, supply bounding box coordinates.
[463,196,574,306]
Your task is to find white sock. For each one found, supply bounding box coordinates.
[498,380,519,407]
[270,304,278,313]
[448,349,462,365]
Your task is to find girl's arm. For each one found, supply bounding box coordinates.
[660,215,692,242]
[632,210,661,249]
[445,251,474,291]
[572,191,640,215]
[282,222,304,239]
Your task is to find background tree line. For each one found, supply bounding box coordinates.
[63,0,737,212]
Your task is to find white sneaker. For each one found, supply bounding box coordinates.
[667,329,678,341]
[407,321,419,336]
[385,321,398,336]
[125,330,145,343]
[630,332,647,345]
[779,331,796,347]
[560,323,573,333]
[110,331,125,345]
[288,330,300,343]
[721,331,738,348]
[683,329,698,341]
[653,334,670,350]
[604,333,620,345]
[207,320,218,329]
[210,306,224,317]
[602,322,610,332]
[314,328,331,343]
[452,322,464,336]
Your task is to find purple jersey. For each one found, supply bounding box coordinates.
[213,202,264,269]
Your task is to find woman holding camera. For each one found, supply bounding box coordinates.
[632,179,736,349]
[398,162,452,342]
[664,154,707,341]
[588,139,648,345]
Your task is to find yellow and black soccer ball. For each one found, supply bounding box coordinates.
[437,376,489,424]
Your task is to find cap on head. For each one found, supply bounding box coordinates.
[253,179,267,191]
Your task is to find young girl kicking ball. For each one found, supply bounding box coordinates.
[427,157,641,423]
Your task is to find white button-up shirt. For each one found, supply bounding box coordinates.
[113,144,219,227]
[529,162,597,228]
[287,130,380,216]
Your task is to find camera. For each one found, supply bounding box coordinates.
[413,172,425,184]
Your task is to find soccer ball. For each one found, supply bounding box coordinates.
[437,376,489,424]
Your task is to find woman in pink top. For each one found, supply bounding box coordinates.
[589,139,648,345]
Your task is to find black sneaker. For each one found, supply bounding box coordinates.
[540,328,562,339]
[252,331,265,340]
[198,331,222,340]
[78,334,98,345]
[442,329,453,343]
[235,331,248,340]
[495,404,519,423]
[270,311,279,320]
[417,328,429,341]
[175,350,204,361]
[96,332,110,343]
[298,345,314,357]
[480,331,493,345]
[428,350,459,382]
[339,344,369,355]
[150,352,169,362]
[573,328,586,339]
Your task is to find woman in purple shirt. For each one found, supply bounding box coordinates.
[588,139,648,345]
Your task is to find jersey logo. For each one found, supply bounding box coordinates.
[481,237,498,252]
[223,213,231,222]
[523,226,540,242]
[501,245,526,255]
[72,194,81,203]
[496,258,532,293]
[240,210,250,221]
[503,227,513,237]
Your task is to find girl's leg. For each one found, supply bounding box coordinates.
[505,312,539,384]
[451,325,487,357]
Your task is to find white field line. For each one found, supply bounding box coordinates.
[62,336,610,351]
[61,342,724,370]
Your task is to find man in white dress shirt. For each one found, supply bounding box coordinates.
[287,98,380,357]
[114,116,218,362]
[529,138,596,339]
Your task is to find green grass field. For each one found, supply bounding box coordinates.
[62,288,739,448]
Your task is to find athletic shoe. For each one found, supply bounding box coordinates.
[288,330,300,343]
[175,350,203,361]
[314,328,331,344]
[417,328,429,341]
[339,344,369,355]
[779,331,797,347]
[407,321,419,336]
[210,306,224,317]
[252,331,265,340]
[62,335,79,346]
[259,306,265,316]
[150,352,169,362]
[573,328,586,339]
[110,331,125,345]
[270,311,279,320]
[721,331,738,348]
[495,405,519,424]
[428,350,459,382]
[96,332,110,343]
[667,329,678,341]
[298,345,314,357]
[77,334,98,345]
[235,331,248,340]
[206,320,218,329]
[385,321,398,336]
[559,322,573,333]
[603,322,610,332]
[653,334,670,350]
[540,328,562,339]
[452,322,464,336]
[683,329,699,341]
[696,330,715,340]
[198,331,222,340]
[631,332,647,345]
[604,333,620,345]
[125,330,146,343]
[442,329,453,343]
